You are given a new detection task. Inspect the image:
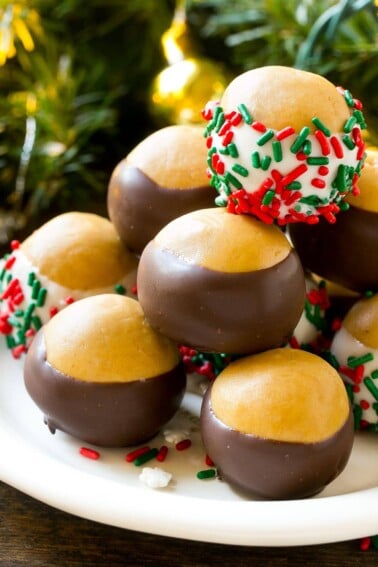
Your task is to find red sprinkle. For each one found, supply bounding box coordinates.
[49,306,59,318]
[289,336,300,349]
[281,163,308,186]
[318,165,329,176]
[80,447,100,460]
[275,126,295,140]
[156,445,169,462]
[12,344,27,358]
[125,446,150,463]
[222,131,233,146]
[176,439,192,451]
[65,296,75,305]
[360,537,371,551]
[311,178,326,189]
[205,454,215,467]
[296,151,307,161]
[4,255,16,270]
[360,400,370,410]
[10,240,20,250]
[330,136,344,158]
[251,121,267,133]
[314,130,330,156]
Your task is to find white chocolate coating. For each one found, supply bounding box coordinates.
[331,326,378,425]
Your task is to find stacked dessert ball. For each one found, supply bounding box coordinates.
[24,295,186,447]
[3,65,372,499]
[0,212,137,358]
[137,66,363,498]
[107,124,215,254]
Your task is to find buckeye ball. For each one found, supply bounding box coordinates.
[289,149,378,293]
[107,125,215,254]
[24,294,186,447]
[137,207,305,354]
[200,348,354,499]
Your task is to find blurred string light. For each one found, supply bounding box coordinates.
[0,2,41,66]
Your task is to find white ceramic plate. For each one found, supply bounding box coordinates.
[1,344,377,547]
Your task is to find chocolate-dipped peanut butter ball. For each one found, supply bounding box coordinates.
[0,212,138,357]
[290,149,378,293]
[137,207,305,354]
[201,348,354,499]
[330,294,378,430]
[203,65,366,225]
[107,125,215,254]
[24,294,186,446]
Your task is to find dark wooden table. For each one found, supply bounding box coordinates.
[1,481,376,567]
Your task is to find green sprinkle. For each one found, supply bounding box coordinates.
[272,140,282,162]
[36,287,47,307]
[371,369,378,379]
[27,272,35,286]
[215,110,225,133]
[251,151,261,168]
[237,103,253,124]
[31,315,42,330]
[306,156,329,166]
[364,377,378,401]
[334,164,348,192]
[225,172,243,189]
[0,268,6,282]
[219,146,230,155]
[260,155,272,171]
[299,195,326,206]
[196,469,216,480]
[303,139,312,155]
[311,117,331,136]
[215,195,227,207]
[14,309,24,317]
[342,135,355,150]
[5,335,16,349]
[286,181,302,190]
[256,129,274,146]
[31,280,41,300]
[262,189,275,206]
[343,115,357,133]
[290,126,310,153]
[133,448,159,466]
[339,201,349,212]
[17,329,26,345]
[114,284,126,295]
[232,163,249,177]
[206,105,222,134]
[353,404,362,430]
[343,89,354,107]
[353,109,366,129]
[347,353,374,368]
[227,143,239,158]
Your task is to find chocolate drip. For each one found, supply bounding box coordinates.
[200,387,354,500]
[24,330,186,447]
[138,243,305,354]
[107,164,215,254]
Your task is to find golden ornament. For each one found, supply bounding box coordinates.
[149,0,228,125]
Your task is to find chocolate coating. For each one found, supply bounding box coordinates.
[137,242,305,354]
[24,330,186,447]
[200,387,354,500]
[107,165,215,254]
[290,206,378,293]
